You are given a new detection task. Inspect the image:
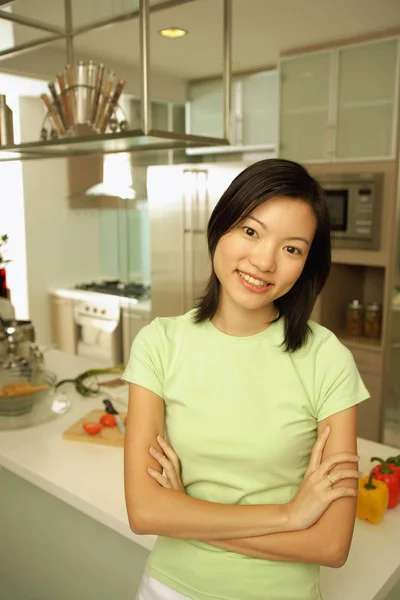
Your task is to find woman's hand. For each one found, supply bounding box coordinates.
[286,426,362,531]
[148,435,186,493]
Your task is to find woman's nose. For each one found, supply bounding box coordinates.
[249,244,277,273]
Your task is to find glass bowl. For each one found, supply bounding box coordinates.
[0,368,57,417]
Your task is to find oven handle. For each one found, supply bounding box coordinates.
[74,314,119,333]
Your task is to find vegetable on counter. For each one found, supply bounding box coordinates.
[100,413,116,428]
[370,457,400,509]
[56,366,124,397]
[387,455,400,468]
[386,455,400,484]
[82,422,103,436]
[356,472,389,524]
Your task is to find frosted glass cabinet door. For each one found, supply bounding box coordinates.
[336,38,398,159]
[241,70,278,146]
[280,52,331,162]
[187,81,224,139]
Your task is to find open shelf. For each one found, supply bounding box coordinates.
[337,333,383,353]
[312,263,385,350]
[0,129,230,162]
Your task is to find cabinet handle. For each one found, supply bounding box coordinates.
[324,124,336,157]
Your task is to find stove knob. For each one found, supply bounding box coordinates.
[101,309,106,315]
[93,307,98,313]
[85,306,89,311]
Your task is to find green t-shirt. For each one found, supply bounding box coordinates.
[123,309,369,600]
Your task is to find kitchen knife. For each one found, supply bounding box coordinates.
[103,398,126,434]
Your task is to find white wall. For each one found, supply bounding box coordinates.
[0,74,48,320]
[19,96,102,345]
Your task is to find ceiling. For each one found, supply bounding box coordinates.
[2,0,400,79]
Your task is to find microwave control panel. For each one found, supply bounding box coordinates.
[319,173,383,251]
[354,188,374,237]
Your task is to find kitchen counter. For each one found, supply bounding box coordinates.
[51,287,152,312]
[0,349,400,600]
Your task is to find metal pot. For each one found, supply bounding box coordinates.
[0,319,36,366]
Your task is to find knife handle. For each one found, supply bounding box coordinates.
[103,398,118,415]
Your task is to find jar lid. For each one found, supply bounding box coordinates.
[366,301,381,311]
[348,299,363,309]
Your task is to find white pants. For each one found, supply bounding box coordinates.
[136,572,192,600]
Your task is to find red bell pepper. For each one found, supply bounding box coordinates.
[370,457,400,509]
[386,455,400,500]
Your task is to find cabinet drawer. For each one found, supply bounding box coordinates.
[350,348,383,375]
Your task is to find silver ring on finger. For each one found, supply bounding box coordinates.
[326,473,333,485]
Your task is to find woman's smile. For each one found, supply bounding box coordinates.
[236,270,274,294]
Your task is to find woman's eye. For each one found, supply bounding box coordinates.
[285,246,301,255]
[243,227,257,237]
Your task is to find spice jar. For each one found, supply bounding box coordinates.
[346,300,364,337]
[364,302,382,340]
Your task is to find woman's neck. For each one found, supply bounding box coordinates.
[211,297,278,337]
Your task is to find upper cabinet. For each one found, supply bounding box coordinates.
[336,40,398,159]
[279,37,399,163]
[185,70,278,154]
[240,71,278,147]
[280,52,331,162]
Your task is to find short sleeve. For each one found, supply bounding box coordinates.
[122,319,164,398]
[314,333,370,421]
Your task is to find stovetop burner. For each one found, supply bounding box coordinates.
[75,280,149,299]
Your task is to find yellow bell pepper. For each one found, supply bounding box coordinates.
[356,472,389,524]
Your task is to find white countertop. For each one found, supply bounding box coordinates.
[0,349,399,599]
[51,288,152,312]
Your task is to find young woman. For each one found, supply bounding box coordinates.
[123,159,369,600]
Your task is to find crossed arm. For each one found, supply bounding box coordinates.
[124,384,359,568]
[204,409,358,567]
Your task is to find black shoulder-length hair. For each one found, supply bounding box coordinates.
[193,158,331,352]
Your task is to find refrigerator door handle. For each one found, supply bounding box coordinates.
[182,169,210,311]
[194,170,208,232]
[183,228,195,312]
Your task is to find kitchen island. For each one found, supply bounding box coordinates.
[0,349,399,600]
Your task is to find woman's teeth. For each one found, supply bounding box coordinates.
[238,271,269,287]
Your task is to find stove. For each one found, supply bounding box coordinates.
[75,280,150,300]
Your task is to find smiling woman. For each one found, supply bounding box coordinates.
[123,159,369,600]
[212,196,317,333]
[195,159,331,347]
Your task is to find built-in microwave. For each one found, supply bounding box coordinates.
[317,172,383,251]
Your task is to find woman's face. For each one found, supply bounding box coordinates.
[213,196,317,315]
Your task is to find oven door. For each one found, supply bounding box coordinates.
[75,313,122,365]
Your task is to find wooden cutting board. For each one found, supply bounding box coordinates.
[63,409,127,447]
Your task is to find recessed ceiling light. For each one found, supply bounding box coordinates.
[159,27,188,39]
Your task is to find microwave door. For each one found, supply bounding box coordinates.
[324,189,348,236]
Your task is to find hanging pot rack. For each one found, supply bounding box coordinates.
[0,0,232,161]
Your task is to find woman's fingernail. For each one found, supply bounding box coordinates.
[148,467,155,475]
[149,447,155,454]
[157,435,163,443]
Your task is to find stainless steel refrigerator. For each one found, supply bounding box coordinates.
[147,163,245,318]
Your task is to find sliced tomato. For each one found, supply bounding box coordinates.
[100,413,116,427]
[83,422,103,435]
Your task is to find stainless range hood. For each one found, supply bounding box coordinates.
[0,0,233,162]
